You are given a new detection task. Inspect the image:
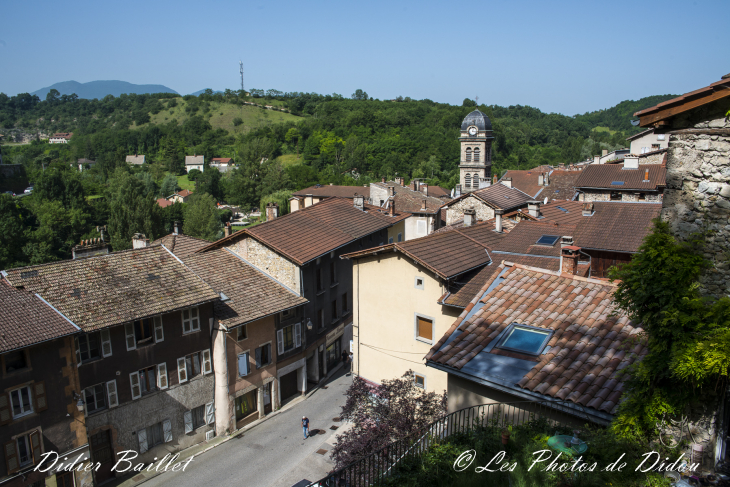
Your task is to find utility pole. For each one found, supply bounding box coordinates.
[239,61,245,94]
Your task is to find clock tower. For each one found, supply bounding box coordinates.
[459,109,494,192]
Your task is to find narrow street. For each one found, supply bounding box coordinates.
[141,369,351,487]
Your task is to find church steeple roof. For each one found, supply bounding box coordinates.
[461,110,492,131]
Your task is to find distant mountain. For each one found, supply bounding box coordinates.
[31,80,179,100]
[189,89,224,96]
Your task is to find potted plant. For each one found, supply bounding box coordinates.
[501,425,512,445]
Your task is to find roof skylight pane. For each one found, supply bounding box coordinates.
[610,181,625,185]
[556,206,568,213]
[536,235,560,246]
[500,326,551,355]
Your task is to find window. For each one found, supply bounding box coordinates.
[414,373,426,389]
[657,134,666,141]
[8,431,41,471]
[277,323,301,355]
[465,148,472,162]
[473,148,480,162]
[191,405,206,430]
[76,333,100,362]
[316,268,324,293]
[651,143,660,149]
[415,277,424,290]
[610,191,622,201]
[147,422,164,448]
[237,352,250,377]
[388,237,394,243]
[10,386,33,418]
[330,262,337,285]
[397,233,402,242]
[318,309,325,329]
[535,235,560,246]
[84,384,106,414]
[134,318,154,346]
[138,420,172,453]
[3,350,27,373]
[464,173,471,189]
[342,293,349,313]
[331,300,338,321]
[255,343,271,369]
[236,325,247,341]
[184,403,213,433]
[138,366,157,395]
[235,390,257,421]
[638,192,646,201]
[280,308,295,320]
[185,352,202,379]
[415,315,433,343]
[497,324,552,356]
[182,307,200,334]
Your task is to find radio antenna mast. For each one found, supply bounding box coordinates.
[239,61,244,94]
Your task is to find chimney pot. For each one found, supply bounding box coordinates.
[494,209,504,233]
[502,177,512,189]
[388,196,396,216]
[353,194,364,211]
[224,222,231,238]
[493,174,498,185]
[463,206,476,227]
[388,186,395,197]
[538,173,544,186]
[421,199,427,211]
[643,168,650,182]
[173,221,181,235]
[602,149,608,157]
[266,202,279,221]
[582,202,594,216]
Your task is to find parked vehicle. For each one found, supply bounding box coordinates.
[24,186,33,194]
[4,191,16,196]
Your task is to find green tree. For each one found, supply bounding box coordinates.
[232,117,243,127]
[196,169,222,201]
[160,174,179,197]
[351,89,368,100]
[107,169,161,250]
[0,194,28,269]
[183,193,221,240]
[462,98,477,107]
[187,168,202,181]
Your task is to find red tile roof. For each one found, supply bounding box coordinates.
[426,262,646,415]
[427,186,451,199]
[634,75,730,124]
[371,182,445,214]
[177,189,193,197]
[445,183,535,212]
[544,171,581,201]
[211,158,233,163]
[157,198,173,208]
[574,164,666,191]
[292,185,371,199]
[0,281,79,353]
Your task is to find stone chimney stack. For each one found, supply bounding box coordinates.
[173,221,181,235]
[394,177,404,186]
[502,177,512,189]
[388,185,395,197]
[602,149,608,157]
[266,202,279,221]
[421,199,427,211]
[582,202,594,217]
[527,200,541,219]
[388,196,396,217]
[538,173,544,186]
[463,207,476,227]
[224,222,231,238]
[494,209,504,233]
[132,233,150,249]
[561,243,580,275]
[353,193,364,211]
[72,238,110,260]
[420,183,428,195]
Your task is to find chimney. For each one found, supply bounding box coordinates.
[329,183,333,186]
[420,183,428,195]
[593,156,600,165]
[421,199,427,211]
[494,209,504,233]
[544,171,550,186]
[582,202,594,216]
[224,222,231,238]
[493,174,498,185]
[455,184,462,198]
[132,233,150,249]
[527,200,541,218]
[381,177,386,184]
[388,185,395,197]
[394,176,404,186]
[411,180,418,191]
[624,155,639,169]
[463,206,476,227]
[304,194,314,207]
[602,149,608,157]
[561,244,580,275]
[72,238,110,260]
[388,196,396,216]
[538,173,544,186]
[643,168,650,182]
[173,221,181,235]
[353,193,364,211]
[266,202,279,221]
[502,177,512,189]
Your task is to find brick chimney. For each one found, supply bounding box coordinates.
[643,168,650,182]
[132,233,150,249]
[173,221,181,235]
[224,222,231,238]
[266,202,279,221]
[561,244,581,275]
[502,177,512,189]
[494,209,504,233]
[72,238,110,260]
[582,202,594,216]
[493,174,498,185]
[527,200,541,218]
[388,185,395,197]
[388,196,396,216]
[463,207,476,227]
[353,193,364,211]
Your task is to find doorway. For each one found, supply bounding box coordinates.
[90,430,114,484]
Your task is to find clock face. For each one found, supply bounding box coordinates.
[468,126,477,136]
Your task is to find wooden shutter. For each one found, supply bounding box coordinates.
[191,307,200,331]
[129,372,141,400]
[294,323,301,348]
[106,380,118,408]
[157,363,168,390]
[255,347,261,369]
[205,402,214,424]
[277,330,284,355]
[177,358,188,383]
[153,316,164,343]
[29,430,41,464]
[201,350,212,375]
[163,419,172,443]
[183,411,193,434]
[125,323,136,351]
[237,353,248,377]
[417,316,433,341]
[182,309,191,334]
[4,440,18,474]
[137,429,148,454]
[33,382,48,412]
[0,393,10,425]
[74,336,82,365]
[100,329,112,357]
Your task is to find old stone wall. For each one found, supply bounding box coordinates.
[445,196,494,225]
[656,398,721,470]
[580,190,662,203]
[226,237,300,292]
[580,190,611,202]
[639,150,666,165]
[369,183,388,206]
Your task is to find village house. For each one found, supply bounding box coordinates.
[3,240,220,484]
[125,154,146,165]
[627,127,669,155]
[441,180,534,226]
[0,283,90,487]
[209,158,234,173]
[167,189,192,204]
[497,165,582,202]
[49,133,73,144]
[185,155,204,173]
[76,158,96,171]
[368,179,447,240]
[289,185,371,212]
[574,158,666,202]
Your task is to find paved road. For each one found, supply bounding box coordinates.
[143,369,351,487]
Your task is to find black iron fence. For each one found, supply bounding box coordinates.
[306,399,594,487]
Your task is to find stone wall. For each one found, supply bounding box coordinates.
[226,237,300,292]
[639,150,667,165]
[656,397,721,470]
[660,98,730,296]
[445,195,494,225]
[580,190,663,203]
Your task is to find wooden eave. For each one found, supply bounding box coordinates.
[635,79,730,127]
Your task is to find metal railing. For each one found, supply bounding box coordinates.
[307,399,593,487]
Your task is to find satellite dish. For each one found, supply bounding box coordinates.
[630,119,640,126]
[544,196,549,205]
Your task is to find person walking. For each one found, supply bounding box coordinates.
[302,416,310,440]
[348,352,354,376]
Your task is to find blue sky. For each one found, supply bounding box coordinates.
[0,0,726,115]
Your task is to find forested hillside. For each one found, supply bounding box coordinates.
[0,88,675,269]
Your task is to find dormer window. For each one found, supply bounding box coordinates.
[497,324,552,356]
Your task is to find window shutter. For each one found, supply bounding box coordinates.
[205,402,214,424]
[33,382,48,412]
[182,310,191,334]
[277,330,284,356]
[100,329,112,357]
[0,393,10,426]
[4,440,18,474]
[237,353,248,377]
[191,307,200,331]
[154,317,164,343]
[201,350,212,375]
[137,429,148,454]
[294,323,301,348]
[74,336,82,365]
[106,380,118,408]
[157,363,168,390]
[255,347,261,368]
[163,419,173,443]
[29,430,41,464]
[177,358,188,383]
[183,411,193,434]
[125,323,136,351]
[129,372,141,400]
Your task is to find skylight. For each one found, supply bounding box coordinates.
[536,235,560,246]
[498,324,552,355]
[556,206,568,213]
[611,181,625,185]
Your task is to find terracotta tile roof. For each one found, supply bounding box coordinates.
[199,197,408,265]
[446,183,535,212]
[292,185,370,199]
[153,233,210,259]
[539,201,586,226]
[500,167,552,199]
[179,249,307,329]
[177,189,193,198]
[157,198,173,208]
[185,155,204,166]
[3,246,220,332]
[544,171,581,201]
[426,186,451,199]
[0,281,79,353]
[574,164,666,191]
[210,158,233,163]
[372,182,444,214]
[426,263,646,415]
[496,221,577,257]
[634,76,730,122]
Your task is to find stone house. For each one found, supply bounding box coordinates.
[498,166,582,203]
[574,158,666,202]
[369,180,446,240]
[441,181,534,226]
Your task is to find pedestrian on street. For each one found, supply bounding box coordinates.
[348,352,354,375]
[302,416,310,439]
[341,350,348,367]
